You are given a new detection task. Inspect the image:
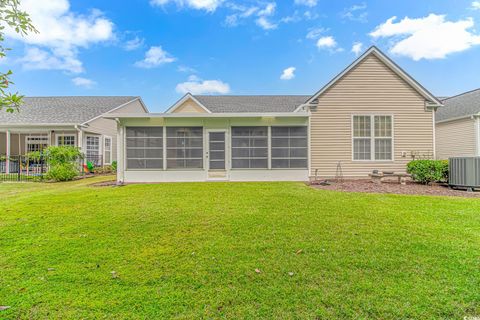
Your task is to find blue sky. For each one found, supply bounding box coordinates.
[4,0,480,112]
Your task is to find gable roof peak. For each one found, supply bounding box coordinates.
[306,46,442,107]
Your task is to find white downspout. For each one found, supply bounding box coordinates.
[115,118,125,184]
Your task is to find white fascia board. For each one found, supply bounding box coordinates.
[165,93,212,114]
[306,46,443,107]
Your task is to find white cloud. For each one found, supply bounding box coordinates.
[341,3,368,23]
[124,36,144,51]
[258,2,276,16]
[351,42,363,56]
[370,14,480,60]
[256,16,277,30]
[176,78,230,94]
[306,27,326,39]
[316,36,337,49]
[72,77,97,88]
[178,65,197,73]
[294,0,317,7]
[5,0,114,74]
[135,46,176,68]
[280,67,296,80]
[223,4,259,27]
[17,47,83,73]
[472,1,480,10]
[150,0,222,12]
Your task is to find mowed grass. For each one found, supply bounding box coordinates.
[1,176,479,319]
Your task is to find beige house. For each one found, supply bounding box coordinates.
[107,46,442,183]
[0,96,148,172]
[435,89,480,159]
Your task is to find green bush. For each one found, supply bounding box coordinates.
[36,146,83,182]
[46,163,79,181]
[111,161,117,171]
[407,160,449,184]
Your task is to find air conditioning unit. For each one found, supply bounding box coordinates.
[449,157,480,191]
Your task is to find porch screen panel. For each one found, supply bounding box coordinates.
[271,126,308,168]
[166,127,203,169]
[126,127,163,169]
[231,127,268,169]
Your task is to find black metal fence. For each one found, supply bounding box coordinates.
[0,155,86,182]
[0,155,48,182]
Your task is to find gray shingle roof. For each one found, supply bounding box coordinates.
[0,96,138,124]
[193,95,311,113]
[436,89,480,122]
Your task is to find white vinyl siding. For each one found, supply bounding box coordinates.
[231,127,268,169]
[126,127,163,169]
[353,115,393,161]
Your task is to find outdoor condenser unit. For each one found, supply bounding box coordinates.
[449,157,480,191]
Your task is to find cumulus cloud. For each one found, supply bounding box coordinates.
[150,0,222,12]
[472,1,480,10]
[341,3,368,23]
[255,2,277,30]
[135,46,176,68]
[294,0,317,7]
[351,42,363,56]
[370,14,480,60]
[72,77,97,88]
[316,36,338,49]
[280,67,296,80]
[4,0,114,74]
[176,77,230,94]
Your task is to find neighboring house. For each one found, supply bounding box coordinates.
[106,46,442,183]
[435,89,480,159]
[0,96,148,171]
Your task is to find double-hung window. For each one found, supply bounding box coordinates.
[104,137,112,165]
[353,115,393,161]
[231,127,268,169]
[57,134,76,147]
[126,127,163,169]
[166,127,203,169]
[271,127,308,168]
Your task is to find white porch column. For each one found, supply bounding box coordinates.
[5,130,10,173]
[116,120,125,183]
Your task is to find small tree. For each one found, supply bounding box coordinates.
[0,0,37,112]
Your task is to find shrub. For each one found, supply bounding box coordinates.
[111,161,117,172]
[94,165,115,175]
[407,160,449,184]
[37,146,83,182]
[46,163,79,181]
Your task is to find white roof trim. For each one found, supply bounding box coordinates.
[306,46,443,107]
[81,97,146,125]
[104,112,309,119]
[165,93,212,114]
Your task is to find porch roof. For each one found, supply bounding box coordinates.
[104,112,310,120]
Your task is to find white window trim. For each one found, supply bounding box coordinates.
[55,134,76,147]
[103,136,113,165]
[25,135,49,154]
[351,114,395,162]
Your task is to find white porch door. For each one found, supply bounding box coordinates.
[206,130,228,180]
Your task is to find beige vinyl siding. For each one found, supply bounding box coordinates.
[436,117,476,159]
[86,99,147,162]
[172,98,208,113]
[310,54,434,178]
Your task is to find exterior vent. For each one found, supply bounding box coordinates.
[449,157,480,191]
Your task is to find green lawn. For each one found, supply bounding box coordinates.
[1,177,479,319]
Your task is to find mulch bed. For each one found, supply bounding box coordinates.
[88,180,118,187]
[311,179,480,198]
